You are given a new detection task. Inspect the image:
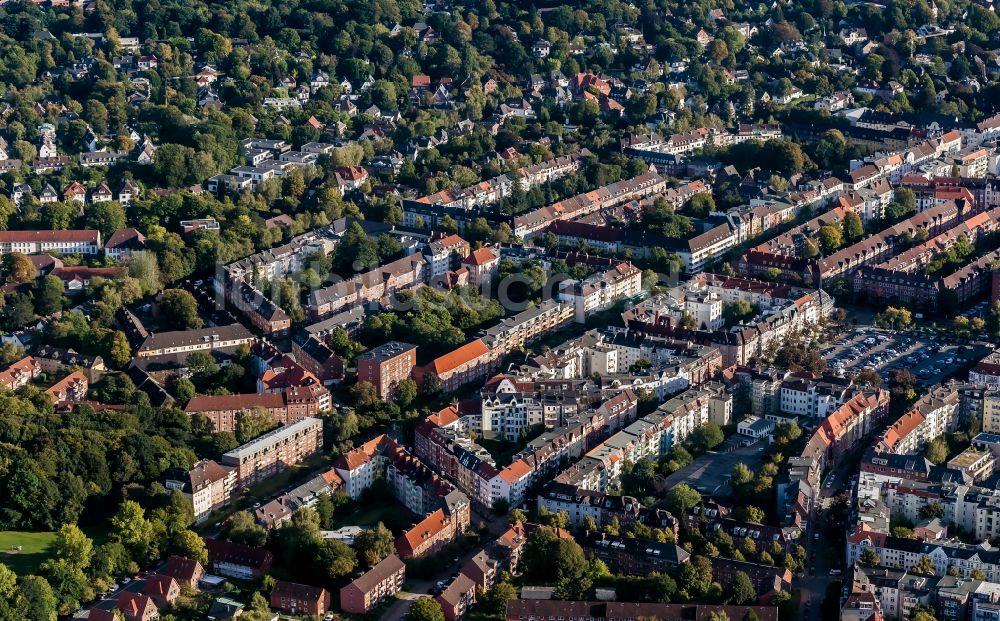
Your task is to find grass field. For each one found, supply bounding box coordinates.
[0,531,58,575]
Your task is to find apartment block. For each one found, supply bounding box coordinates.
[356,341,417,399]
[220,417,323,487]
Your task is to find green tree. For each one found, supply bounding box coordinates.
[159,289,203,330]
[843,212,864,241]
[19,575,58,621]
[858,548,882,566]
[34,276,65,316]
[924,437,948,465]
[407,597,446,621]
[3,252,35,283]
[731,463,754,487]
[817,224,843,253]
[235,407,278,444]
[354,522,395,568]
[86,202,127,238]
[911,556,936,575]
[333,222,379,275]
[919,502,944,520]
[688,423,725,453]
[729,571,757,605]
[52,524,93,572]
[395,378,418,408]
[173,530,208,564]
[111,500,154,560]
[227,511,268,547]
[664,484,702,516]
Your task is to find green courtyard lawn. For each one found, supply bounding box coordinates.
[0,531,58,575]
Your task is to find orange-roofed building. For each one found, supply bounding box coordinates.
[117,592,158,621]
[461,246,500,288]
[395,507,466,559]
[0,356,40,391]
[333,435,396,498]
[412,339,501,394]
[488,459,533,509]
[143,574,181,609]
[801,389,889,473]
[45,370,89,408]
[428,405,461,428]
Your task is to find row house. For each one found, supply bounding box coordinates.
[45,370,89,408]
[135,324,254,358]
[799,389,891,476]
[183,387,324,433]
[411,151,586,212]
[412,338,502,395]
[306,254,428,320]
[512,170,666,238]
[479,301,575,354]
[205,539,273,580]
[290,331,345,385]
[395,506,468,559]
[0,356,41,390]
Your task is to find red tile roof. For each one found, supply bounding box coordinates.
[423,339,490,376]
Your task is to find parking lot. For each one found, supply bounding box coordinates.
[821,327,982,388]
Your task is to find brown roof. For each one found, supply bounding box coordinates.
[117,592,156,618]
[464,247,499,266]
[0,230,99,244]
[271,580,328,602]
[187,460,233,490]
[205,539,273,570]
[137,323,254,354]
[143,574,177,599]
[164,555,203,583]
[345,554,405,593]
[184,392,286,413]
[105,228,146,249]
[436,573,476,607]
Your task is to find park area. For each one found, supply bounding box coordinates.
[0,531,58,575]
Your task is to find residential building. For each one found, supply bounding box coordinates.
[0,230,101,255]
[117,593,158,621]
[164,555,205,591]
[165,459,237,523]
[205,539,274,580]
[143,574,180,609]
[395,507,467,559]
[340,554,406,614]
[269,581,331,616]
[135,324,255,358]
[220,417,324,487]
[356,341,417,399]
[183,387,324,433]
[436,574,477,621]
[412,338,502,394]
[45,370,89,407]
[557,262,642,322]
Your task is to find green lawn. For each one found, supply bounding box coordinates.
[333,503,413,533]
[0,531,58,575]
